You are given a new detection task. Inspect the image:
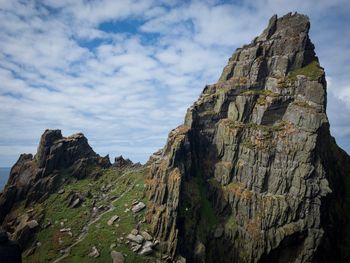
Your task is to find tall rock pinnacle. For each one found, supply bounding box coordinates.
[145,12,350,263]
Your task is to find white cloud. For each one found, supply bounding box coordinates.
[0,0,349,167]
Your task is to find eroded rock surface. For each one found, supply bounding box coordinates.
[145,13,350,262]
[0,129,111,249]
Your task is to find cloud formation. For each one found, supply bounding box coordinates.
[0,0,349,166]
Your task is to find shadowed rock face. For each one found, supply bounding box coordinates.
[0,129,111,225]
[145,13,350,262]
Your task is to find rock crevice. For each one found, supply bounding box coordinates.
[146,13,350,263]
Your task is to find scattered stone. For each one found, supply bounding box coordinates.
[70,198,81,208]
[67,192,85,208]
[176,256,187,263]
[131,243,142,252]
[143,241,153,249]
[140,231,152,241]
[27,220,39,229]
[110,243,116,249]
[214,226,224,238]
[58,189,65,194]
[138,246,153,256]
[60,228,71,232]
[88,246,100,258]
[23,246,36,257]
[126,234,144,244]
[111,250,125,263]
[107,215,119,226]
[132,202,146,213]
[153,240,160,248]
[131,229,138,235]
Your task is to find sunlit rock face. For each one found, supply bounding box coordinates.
[146,12,350,263]
[0,129,110,225]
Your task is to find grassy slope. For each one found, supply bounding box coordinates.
[22,166,154,263]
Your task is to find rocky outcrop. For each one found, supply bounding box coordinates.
[145,12,350,262]
[0,129,110,225]
[113,155,140,168]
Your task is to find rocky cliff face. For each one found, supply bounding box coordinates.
[0,129,110,227]
[146,13,350,262]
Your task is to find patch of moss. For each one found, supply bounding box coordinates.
[293,100,314,109]
[288,60,324,81]
[24,167,154,263]
[241,89,278,97]
[178,174,218,243]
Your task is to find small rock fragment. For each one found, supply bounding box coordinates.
[131,243,142,252]
[126,234,144,244]
[132,202,146,213]
[88,246,100,258]
[138,246,153,256]
[107,215,119,226]
[140,231,152,241]
[131,229,138,235]
[111,250,125,263]
[27,220,39,229]
[214,226,224,238]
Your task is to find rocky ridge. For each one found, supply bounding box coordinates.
[0,129,110,249]
[145,12,350,262]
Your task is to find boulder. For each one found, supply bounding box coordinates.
[139,246,153,256]
[88,246,100,258]
[111,250,125,263]
[131,202,146,213]
[140,231,153,241]
[126,234,144,244]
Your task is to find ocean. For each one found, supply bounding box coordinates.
[0,167,10,191]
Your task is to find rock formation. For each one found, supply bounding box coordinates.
[146,12,350,263]
[0,129,110,248]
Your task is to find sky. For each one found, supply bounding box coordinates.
[0,0,349,167]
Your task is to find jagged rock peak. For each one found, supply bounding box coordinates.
[0,129,110,227]
[219,12,316,85]
[145,12,350,263]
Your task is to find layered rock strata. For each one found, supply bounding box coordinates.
[146,13,350,263]
[0,129,110,225]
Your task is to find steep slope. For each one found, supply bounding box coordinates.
[145,12,350,262]
[0,130,111,249]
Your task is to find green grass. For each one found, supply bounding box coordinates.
[179,174,218,243]
[241,89,278,97]
[288,60,324,81]
[24,167,155,263]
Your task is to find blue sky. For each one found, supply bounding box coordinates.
[0,0,349,167]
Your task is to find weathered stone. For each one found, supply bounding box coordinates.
[140,231,153,241]
[0,129,111,227]
[131,229,138,235]
[27,220,39,229]
[213,226,224,239]
[145,12,350,263]
[126,234,144,244]
[88,246,100,258]
[111,250,125,263]
[132,202,146,213]
[139,246,153,256]
[107,215,119,226]
[131,243,142,252]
